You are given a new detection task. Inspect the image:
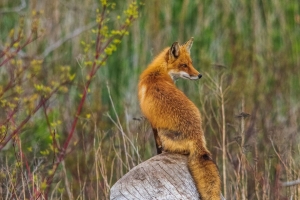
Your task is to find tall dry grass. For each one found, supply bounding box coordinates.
[0,0,300,199]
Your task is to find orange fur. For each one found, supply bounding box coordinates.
[138,38,221,200]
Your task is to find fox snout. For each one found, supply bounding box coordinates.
[169,69,202,81]
[186,72,202,80]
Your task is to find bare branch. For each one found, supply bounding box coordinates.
[0,0,26,14]
[281,179,300,187]
[41,22,97,58]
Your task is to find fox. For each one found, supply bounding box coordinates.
[138,38,221,200]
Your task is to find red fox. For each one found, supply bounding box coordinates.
[138,38,221,199]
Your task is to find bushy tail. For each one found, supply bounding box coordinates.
[188,151,221,200]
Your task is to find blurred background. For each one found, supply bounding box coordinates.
[0,0,299,199]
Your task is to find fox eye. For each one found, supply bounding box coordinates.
[181,64,188,68]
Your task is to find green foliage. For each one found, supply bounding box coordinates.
[0,0,140,198]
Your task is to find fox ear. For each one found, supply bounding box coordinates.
[184,37,194,54]
[169,42,180,59]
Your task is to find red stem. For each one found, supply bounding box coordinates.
[36,8,137,199]
[0,84,64,150]
[0,33,36,67]
[0,107,18,129]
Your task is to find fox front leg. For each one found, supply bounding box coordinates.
[152,127,163,154]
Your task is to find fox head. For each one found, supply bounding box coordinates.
[166,37,202,81]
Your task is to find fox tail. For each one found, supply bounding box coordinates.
[188,148,221,200]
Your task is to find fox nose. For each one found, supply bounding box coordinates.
[198,74,202,79]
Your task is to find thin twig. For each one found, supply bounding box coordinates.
[61,160,74,200]
[281,179,300,187]
[0,33,36,67]
[106,113,140,164]
[269,137,288,171]
[220,83,227,199]
[0,84,65,150]
[106,84,130,169]
[0,0,26,14]
[41,22,97,58]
